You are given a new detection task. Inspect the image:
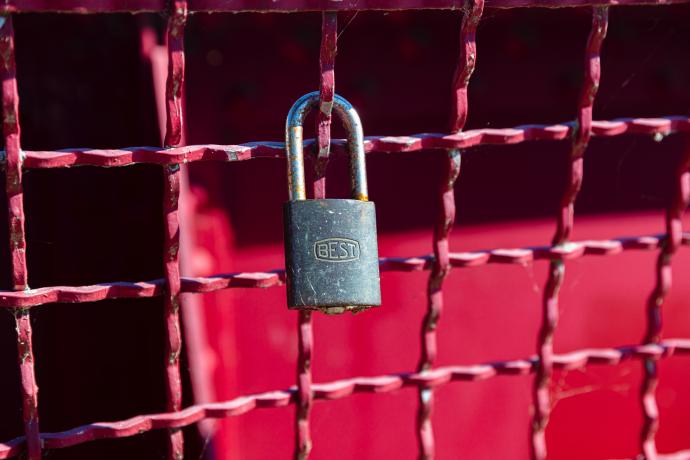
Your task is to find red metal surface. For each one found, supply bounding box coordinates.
[1,2,689,460]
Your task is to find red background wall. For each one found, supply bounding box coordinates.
[0,5,689,459]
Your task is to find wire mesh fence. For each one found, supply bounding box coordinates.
[1,1,689,459]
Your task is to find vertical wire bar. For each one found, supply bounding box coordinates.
[295,13,337,460]
[311,10,337,204]
[1,16,25,293]
[416,1,482,458]
[530,8,608,460]
[163,2,187,459]
[639,126,690,460]
[0,15,41,460]
[295,309,313,460]
[316,12,336,162]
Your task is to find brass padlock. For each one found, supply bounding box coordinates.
[283,91,381,314]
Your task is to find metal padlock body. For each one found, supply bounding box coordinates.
[284,199,380,310]
[283,91,381,313]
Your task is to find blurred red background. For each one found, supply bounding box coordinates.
[0,5,689,459]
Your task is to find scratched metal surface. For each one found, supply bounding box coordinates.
[0,2,689,460]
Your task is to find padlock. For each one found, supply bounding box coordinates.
[283,91,381,314]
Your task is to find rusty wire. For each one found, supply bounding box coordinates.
[0,232,686,308]
[417,1,483,458]
[531,7,608,459]
[0,14,40,460]
[162,2,188,459]
[1,0,690,13]
[0,2,689,460]
[2,340,690,458]
[640,97,690,460]
[294,12,338,460]
[13,116,690,168]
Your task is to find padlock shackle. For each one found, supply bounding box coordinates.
[286,91,368,202]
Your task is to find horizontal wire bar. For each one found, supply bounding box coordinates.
[11,116,690,169]
[0,339,688,458]
[0,233,686,308]
[657,451,690,460]
[1,0,689,13]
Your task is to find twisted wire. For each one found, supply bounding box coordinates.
[0,0,689,13]
[11,115,690,169]
[162,2,188,458]
[639,131,690,460]
[531,8,608,459]
[2,340,690,459]
[0,15,41,460]
[417,1,483,458]
[0,233,685,308]
[294,13,337,459]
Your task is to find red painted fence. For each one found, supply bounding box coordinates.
[0,2,689,459]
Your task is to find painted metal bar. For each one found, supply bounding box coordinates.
[0,233,686,308]
[416,1,483,458]
[639,123,690,460]
[1,340,690,458]
[0,17,25,293]
[139,15,218,452]
[162,2,188,459]
[10,115,690,169]
[0,3,684,458]
[657,451,690,460]
[315,12,336,162]
[295,310,313,460]
[294,12,337,460]
[0,0,688,13]
[0,15,41,460]
[530,8,608,459]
